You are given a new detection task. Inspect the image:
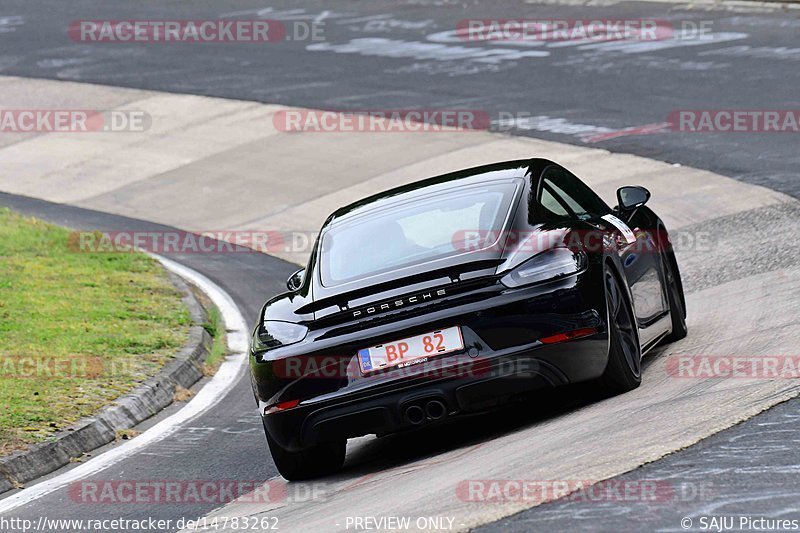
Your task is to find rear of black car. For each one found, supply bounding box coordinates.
[249,164,612,479]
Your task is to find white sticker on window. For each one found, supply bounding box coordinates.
[602,214,637,245]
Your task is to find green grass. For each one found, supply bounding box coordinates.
[0,208,190,455]
[202,305,227,370]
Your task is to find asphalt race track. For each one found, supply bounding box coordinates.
[2,0,799,199]
[0,1,799,531]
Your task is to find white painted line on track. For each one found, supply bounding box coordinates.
[0,254,249,515]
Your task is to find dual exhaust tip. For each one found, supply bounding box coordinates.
[404,399,447,425]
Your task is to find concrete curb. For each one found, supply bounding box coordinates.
[0,270,213,494]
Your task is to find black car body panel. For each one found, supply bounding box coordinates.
[250,158,680,453]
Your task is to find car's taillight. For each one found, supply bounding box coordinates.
[500,247,586,288]
[259,320,308,349]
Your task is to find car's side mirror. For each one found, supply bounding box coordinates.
[286,269,305,291]
[616,186,651,211]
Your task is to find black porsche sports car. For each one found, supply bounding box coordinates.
[250,158,687,480]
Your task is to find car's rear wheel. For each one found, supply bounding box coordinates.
[263,420,346,481]
[659,250,688,344]
[597,267,642,395]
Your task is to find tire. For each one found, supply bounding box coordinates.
[263,420,346,481]
[597,267,642,395]
[659,250,688,344]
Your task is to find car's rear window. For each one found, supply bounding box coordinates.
[319,181,519,286]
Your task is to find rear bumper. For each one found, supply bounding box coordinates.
[263,335,606,450]
[252,274,609,451]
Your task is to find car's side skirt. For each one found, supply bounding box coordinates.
[640,313,672,354]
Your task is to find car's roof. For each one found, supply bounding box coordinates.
[326,158,546,227]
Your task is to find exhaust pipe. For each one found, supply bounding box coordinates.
[404,404,425,425]
[425,400,447,421]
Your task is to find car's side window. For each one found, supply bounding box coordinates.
[538,166,609,220]
[539,186,570,218]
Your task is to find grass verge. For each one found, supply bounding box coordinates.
[202,305,227,372]
[0,208,190,456]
